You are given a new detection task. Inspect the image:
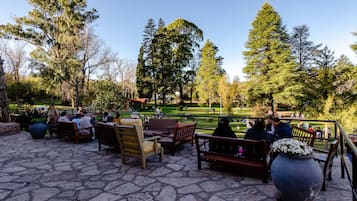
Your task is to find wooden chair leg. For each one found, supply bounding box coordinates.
[141,158,146,169]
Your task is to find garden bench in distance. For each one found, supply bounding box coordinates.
[56,122,93,144]
[292,125,316,147]
[194,133,270,183]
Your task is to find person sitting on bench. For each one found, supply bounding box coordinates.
[209,117,237,155]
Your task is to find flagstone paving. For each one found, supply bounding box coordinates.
[0,132,351,201]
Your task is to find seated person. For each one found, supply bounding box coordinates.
[271,117,292,143]
[79,110,93,135]
[244,118,268,158]
[57,111,70,122]
[71,114,81,129]
[209,117,237,155]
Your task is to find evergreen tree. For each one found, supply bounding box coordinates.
[243,2,300,111]
[351,32,357,55]
[290,25,321,111]
[136,46,152,98]
[196,40,224,109]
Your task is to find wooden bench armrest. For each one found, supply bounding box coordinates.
[145,136,161,141]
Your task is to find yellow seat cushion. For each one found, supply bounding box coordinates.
[119,118,144,141]
[143,141,161,153]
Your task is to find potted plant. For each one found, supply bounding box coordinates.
[29,116,48,139]
[270,138,323,201]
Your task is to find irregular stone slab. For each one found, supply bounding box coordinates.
[157,177,207,188]
[0,182,26,190]
[178,184,202,194]
[5,193,30,201]
[142,182,164,193]
[78,189,102,200]
[79,169,101,176]
[11,184,40,196]
[0,189,11,200]
[126,192,154,201]
[1,166,27,173]
[32,188,60,201]
[85,181,106,189]
[212,186,267,201]
[179,194,199,201]
[133,176,156,187]
[149,167,172,177]
[57,191,75,198]
[104,180,124,191]
[109,183,141,195]
[89,192,122,201]
[156,186,176,201]
[0,175,19,182]
[42,181,82,189]
[166,164,183,171]
[200,180,226,192]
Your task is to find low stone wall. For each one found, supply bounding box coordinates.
[0,122,20,135]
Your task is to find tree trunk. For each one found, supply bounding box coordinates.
[0,57,10,122]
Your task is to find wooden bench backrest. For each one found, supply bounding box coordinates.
[173,123,197,141]
[195,134,268,158]
[148,118,177,131]
[95,123,118,148]
[57,122,77,134]
[292,125,316,147]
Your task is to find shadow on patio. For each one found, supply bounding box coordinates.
[0,132,351,201]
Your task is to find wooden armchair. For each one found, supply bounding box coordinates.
[114,124,163,169]
[95,122,119,151]
[314,139,339,191]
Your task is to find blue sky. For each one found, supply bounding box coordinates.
[1,0,356,80]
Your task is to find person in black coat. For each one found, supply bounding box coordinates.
[209,117,237,155]
[244,118,268,158]
[271,117,292,142]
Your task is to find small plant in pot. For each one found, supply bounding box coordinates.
[29,117,48,139]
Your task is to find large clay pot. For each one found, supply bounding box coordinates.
[29,123,48,139]
[271,154,323,201]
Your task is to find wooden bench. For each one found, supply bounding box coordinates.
[144,118,178,136]
[56,122,93,144]
[95,122,119,151]
[195,133,269,183]
[292,125,316,147]
[159,123,196,155]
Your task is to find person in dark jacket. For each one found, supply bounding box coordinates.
[244,118,268,158]
[271,117,292,142]
[244,118,267,141]
[210,117,237,155]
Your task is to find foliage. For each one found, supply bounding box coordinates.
[0,0,99,108]
[272,138,313,157]
[90,80,127,111]
[195,40,224,109]
[243,2,301,112]
[218,75,240,115]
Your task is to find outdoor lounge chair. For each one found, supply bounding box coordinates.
[114,122,163,169]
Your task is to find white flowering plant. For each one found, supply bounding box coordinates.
[272,138,313,157]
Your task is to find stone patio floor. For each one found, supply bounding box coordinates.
[0,132,352,201]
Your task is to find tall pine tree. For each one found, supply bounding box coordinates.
[196,40,224,109]
[243,2,300,112]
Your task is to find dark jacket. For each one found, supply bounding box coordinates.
[210,117,237,155]
[273,122,292,141]
[244,127,268,158]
